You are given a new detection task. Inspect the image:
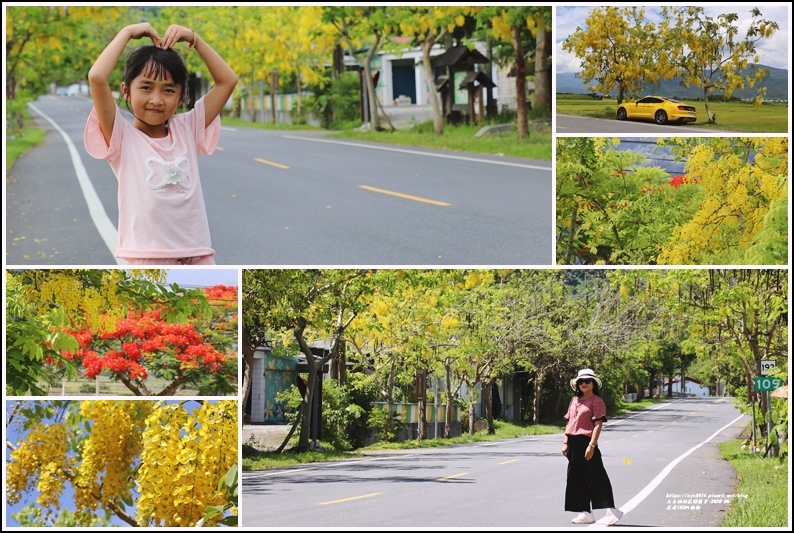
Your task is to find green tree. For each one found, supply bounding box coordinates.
[323,6,391,131]
[243,269,373,451]
[389,6,483,135]
[661,7,780,123]
[562,7,670,104]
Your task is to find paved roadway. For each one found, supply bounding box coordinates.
[5,95,553,267]
[241,397,749,528]
[556,114,719,135]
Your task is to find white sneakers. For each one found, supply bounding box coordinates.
[572,512,595,524]
[602,508,624,526]
[572,508,623,526]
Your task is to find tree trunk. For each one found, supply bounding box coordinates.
[295,322,320,451]
[534,17,551,112]
[444,366,453,439]
[533,369,544,424]
[485,380,495,435]
[468,400,475,434]
[363,43,381,130]
[421,38,444,135]
[512,24,529,139]
[241,341,255,418]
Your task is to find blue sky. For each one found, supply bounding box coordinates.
[556,5,791,74]
[165,268,239,288]
[4,400,225,527]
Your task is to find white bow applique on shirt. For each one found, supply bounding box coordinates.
[145,156,191,191]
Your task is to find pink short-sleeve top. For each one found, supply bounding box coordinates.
[564,394,608,437]
[84,97,220,260]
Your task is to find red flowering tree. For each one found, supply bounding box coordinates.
[54,285,238,396]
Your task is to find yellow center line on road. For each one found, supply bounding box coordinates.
[499,459,519,465]
[437,472,468,482]
[255,157,290,169]
[359,185,451,206]
[319,492,381,505]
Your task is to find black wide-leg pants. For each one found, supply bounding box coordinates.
[565,435,616,512]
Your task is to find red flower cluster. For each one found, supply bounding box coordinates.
[60,307,233,381]
[668,174,698,188]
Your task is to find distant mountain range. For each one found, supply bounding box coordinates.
[556,64,788,101]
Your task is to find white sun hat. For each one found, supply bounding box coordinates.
[570,368,602,391]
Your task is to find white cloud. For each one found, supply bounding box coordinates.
[555,5,790,74]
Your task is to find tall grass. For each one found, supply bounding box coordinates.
[718,439,789,527]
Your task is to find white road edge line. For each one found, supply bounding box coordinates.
[282,134,553,171]
[28,103,122,264]
[590,412,747,527]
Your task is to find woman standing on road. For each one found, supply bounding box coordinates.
[562,368,623,526]
[84,22,237,265]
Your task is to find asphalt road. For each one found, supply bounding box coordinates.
[6,95,553,266]
[555,114,718,135]
[241,397,748,528]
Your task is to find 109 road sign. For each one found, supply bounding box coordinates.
[754,376,783,392]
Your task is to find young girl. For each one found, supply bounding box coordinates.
[84,22,237,265]
[562,369,623,526]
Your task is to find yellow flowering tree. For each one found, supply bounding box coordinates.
[5,400,238,527]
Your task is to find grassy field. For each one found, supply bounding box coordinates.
[556,95,789,133]
[718,438,789,527]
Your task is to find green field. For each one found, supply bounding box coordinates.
[556,95,789,133]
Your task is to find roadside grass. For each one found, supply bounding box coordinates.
[242,396,667,472]
[718,437,789,527]
[329,120,553,161]
[222,115,324,132]
[555,95,788,133]
[6,110,46,170]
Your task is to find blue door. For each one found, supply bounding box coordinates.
[392,61,416,104]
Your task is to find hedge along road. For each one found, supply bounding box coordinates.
[241,398,748,528]
[7,95,553,267]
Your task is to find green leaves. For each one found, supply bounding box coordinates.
[197,464,238,527]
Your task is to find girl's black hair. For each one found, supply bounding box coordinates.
[121,45,189,111]
[574,381,601,397]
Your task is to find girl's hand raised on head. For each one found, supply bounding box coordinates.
[127,22,161,47]
[159,25,194,50]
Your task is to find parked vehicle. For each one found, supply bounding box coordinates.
[616,96,697,125]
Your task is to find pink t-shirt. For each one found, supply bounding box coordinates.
[84,97,220,259]
[564,395,608,437]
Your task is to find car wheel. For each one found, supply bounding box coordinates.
[655,110,668,125]
[616,108,627,120]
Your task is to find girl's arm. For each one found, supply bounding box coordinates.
[584,420,604,460]
[87,23,161,145]
[160,25,238,129]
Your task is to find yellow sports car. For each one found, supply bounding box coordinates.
[616,96,697,125]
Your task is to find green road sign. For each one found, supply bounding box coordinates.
[753,377,784,392]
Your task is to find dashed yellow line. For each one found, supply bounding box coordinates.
[319,492,381,505]
[499,459,519,465]
[359,185,451,206]
[437,472,468,482]
[255,157,290,169]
